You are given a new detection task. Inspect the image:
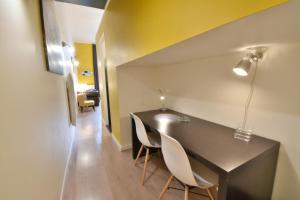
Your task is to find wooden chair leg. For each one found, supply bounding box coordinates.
[157,149,162,159]
[141,148,150,185]
[93,106,95,111]
[134,144,144,166]
[159,175,174,200]
[80,107,83,112]
[206,188,215,200]
[155,149,162,168]
[184,185,189,200]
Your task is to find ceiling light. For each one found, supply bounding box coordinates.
[69,46,75,54]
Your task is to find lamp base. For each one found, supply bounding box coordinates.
[234,128,253,142]
[178,115,190,122]
[160,108,167,111]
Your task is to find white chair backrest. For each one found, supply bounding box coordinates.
[131,113,152,147]
[160,134,198,187]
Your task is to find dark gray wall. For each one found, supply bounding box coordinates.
[56,0,107,9]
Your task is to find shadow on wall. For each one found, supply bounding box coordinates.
[273,146,300,199]
[117,65,161,146]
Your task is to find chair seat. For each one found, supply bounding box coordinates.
[147,131,161,148]
[84,100,95,106]
[189,156,218,188]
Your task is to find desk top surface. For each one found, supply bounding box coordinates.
[134,109,279,173]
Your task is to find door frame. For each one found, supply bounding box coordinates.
[98,34,112,132]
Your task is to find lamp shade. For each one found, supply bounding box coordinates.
[233,58,251,76]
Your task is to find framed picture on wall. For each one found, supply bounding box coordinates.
[66,73,77,126]
[40,0,65,75]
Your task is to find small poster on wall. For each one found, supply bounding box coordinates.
[40,0,65,75]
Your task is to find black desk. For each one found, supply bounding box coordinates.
[131,109,280,200]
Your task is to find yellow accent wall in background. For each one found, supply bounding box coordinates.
[75,43,94,85]
[96,0,287,145]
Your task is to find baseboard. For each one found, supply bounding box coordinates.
[121,143,132,151]
[111,133,132,151]
[60,129,75,200]
[111,133,122,150]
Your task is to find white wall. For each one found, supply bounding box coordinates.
[0,1,74,199]
[117,65,161,146]
[116,1,300,198]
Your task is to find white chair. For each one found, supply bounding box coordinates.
[131,113,161,185]
[159,134,218,200]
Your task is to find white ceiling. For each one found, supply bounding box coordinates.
[54,1,104,44]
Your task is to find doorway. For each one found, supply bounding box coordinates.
[98,34,112,132]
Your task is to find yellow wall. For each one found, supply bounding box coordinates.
[96,0,287,145]
[75,43,94,85]
[0,0,74,199]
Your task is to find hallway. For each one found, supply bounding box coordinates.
[62,108,208,200]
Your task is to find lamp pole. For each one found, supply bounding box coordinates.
[241,61,259,130]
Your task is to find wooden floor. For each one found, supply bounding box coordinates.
[63,107,210,200]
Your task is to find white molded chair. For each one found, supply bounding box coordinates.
[131,113,161,185]
[159,134,218,200]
